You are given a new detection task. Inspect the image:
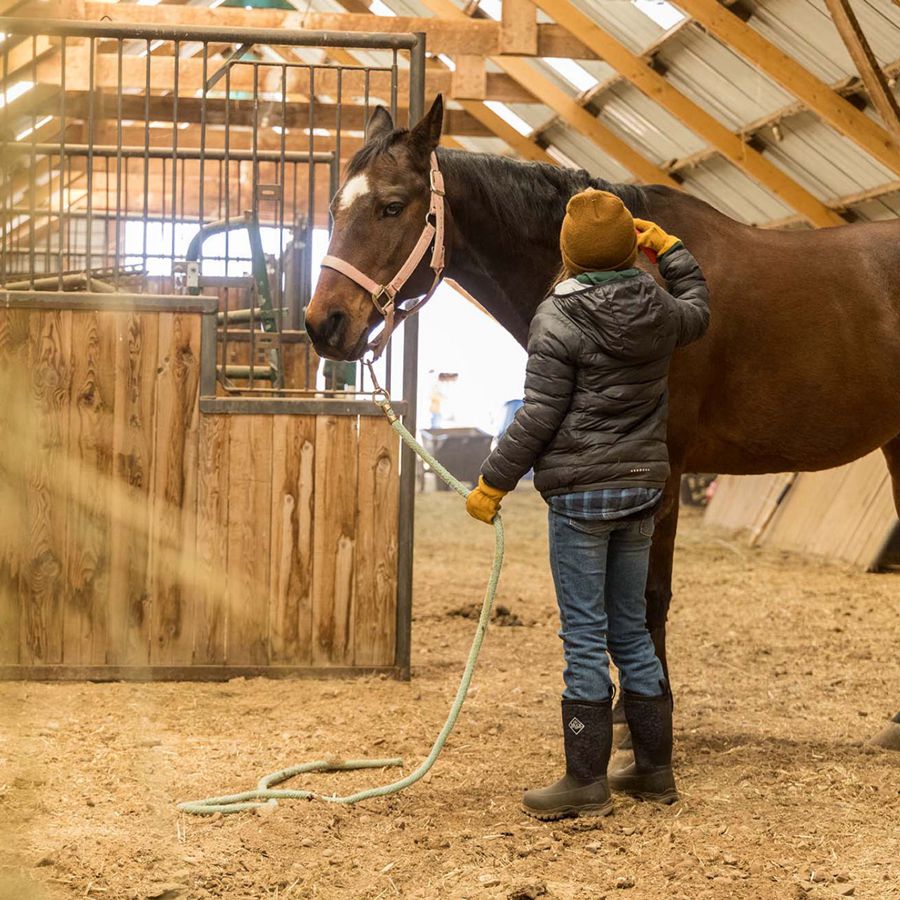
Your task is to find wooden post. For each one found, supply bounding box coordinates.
[500,0,539,55]
[824,0,900,142]
[452,54,488,100]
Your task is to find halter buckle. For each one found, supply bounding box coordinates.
[429,167,445,197]
[371,287,393,315]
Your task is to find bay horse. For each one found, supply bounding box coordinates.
[306,96,900,743]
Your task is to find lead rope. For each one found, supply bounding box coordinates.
[177,377,504,816]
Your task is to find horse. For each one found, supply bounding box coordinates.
[305,95,900,745]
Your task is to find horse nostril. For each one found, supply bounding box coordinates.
[324,310,346,343]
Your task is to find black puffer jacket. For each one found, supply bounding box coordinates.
[481,244,709,498]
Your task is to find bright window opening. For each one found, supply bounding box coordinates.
[369,0,397,16]
[484,101,532,137]
[632,0,685,30]
[546,144,579,169]
[478,0,501,20]
[16,115,52,141]
[124,220,294,278]
[437,53,456,72]
[0,81,35,109]
[543,58,599,93]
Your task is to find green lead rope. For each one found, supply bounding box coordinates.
[177,399,504,816]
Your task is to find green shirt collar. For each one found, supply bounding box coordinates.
[575,268,641,286]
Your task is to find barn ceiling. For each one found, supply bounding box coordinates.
[4,0,899,226]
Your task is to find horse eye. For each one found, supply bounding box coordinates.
[383,202,405,218]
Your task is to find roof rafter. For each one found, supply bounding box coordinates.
[675,0,900,174]
[418,0,679,187]
[527,0,843,227]
[823,0,900,142]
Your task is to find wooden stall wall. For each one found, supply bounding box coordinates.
[704,453,898,571]
[0,303,401,678]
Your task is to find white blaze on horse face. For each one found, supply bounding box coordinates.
[336,174,370,211]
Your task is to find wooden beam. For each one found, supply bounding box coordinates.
[457,100,557,164]
[58,91,494,136]
[823,0,900,141]
[527,0,843,227]
[675,0,900,175]
[70,2,602,60]
[26,45,537,103]
[419,0,679,187]
[500,0,538,56]
[452,55,487,100]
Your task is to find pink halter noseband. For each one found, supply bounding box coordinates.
[320,152,446,361]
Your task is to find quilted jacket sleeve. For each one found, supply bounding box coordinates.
[480,304,579,492]
[658,243,710,348]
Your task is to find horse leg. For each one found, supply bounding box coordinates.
[613,470,681,749]
[871,436,900,750]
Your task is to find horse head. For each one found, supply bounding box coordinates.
[305,95,449,360]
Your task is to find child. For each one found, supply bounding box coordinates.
[466,189,709,820]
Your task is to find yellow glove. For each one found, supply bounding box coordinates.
[633,218,681,257]
[465,476,507,524]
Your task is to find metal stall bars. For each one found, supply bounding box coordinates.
[0,19,425,678]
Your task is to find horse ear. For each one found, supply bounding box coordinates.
[409,94,444,158]
[365,106,394,144]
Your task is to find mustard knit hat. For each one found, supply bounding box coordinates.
[560,189,637,274]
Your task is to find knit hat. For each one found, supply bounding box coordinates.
[560,189,637,273]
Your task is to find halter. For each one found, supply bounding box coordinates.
[320,151,446,361]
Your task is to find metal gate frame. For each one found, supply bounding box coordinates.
[0,18,426,678]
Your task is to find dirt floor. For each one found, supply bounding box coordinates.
[1,486,898,900]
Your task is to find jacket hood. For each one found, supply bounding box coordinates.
[552,271,670,362]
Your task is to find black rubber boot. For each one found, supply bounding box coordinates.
[522,699,614,820]
[608,688,678,803]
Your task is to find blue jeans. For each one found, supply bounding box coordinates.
[548,507,665,701]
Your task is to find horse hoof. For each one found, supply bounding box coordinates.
[870,717,900,751]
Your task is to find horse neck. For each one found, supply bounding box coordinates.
[436,149,652,345]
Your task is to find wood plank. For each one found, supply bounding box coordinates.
[148,312,201,666]
[63,310,116,665]
[225,414,273,666]
[268,415,316,665]
[311,415,358,666]
[21,310,73,665]
[107,311,159,666]
[452,54,488,100]
[703,473,793,536]
[0,664,402,682]
[824,0,900,142]
[353,416,399,667]
[675,0,900,175]
[501,0,539,55]
[195,413,230,666]
[0,309,32,665]
[73,2,600,59]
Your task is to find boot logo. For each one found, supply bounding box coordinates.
[568,717,585,735]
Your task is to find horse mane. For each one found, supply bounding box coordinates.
[345,129,653,216]
[434,147,654,239]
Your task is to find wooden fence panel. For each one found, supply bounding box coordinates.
[107,312,159,666]
[63,311,118,666]
[22,310,72,666]
[312,415,358,666]
[1,303,405,677]
[149,313,202,665]
[269,415,316,665]
[195,413,230,665]
[225,414,273,665]
[354,416,400,666]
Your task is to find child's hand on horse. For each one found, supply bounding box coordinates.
[466,477,507,524]
[634,218,681,257]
